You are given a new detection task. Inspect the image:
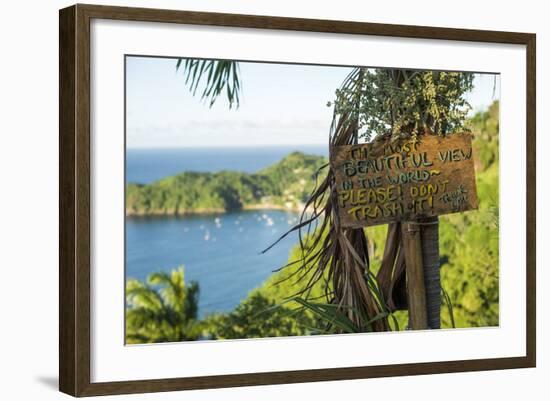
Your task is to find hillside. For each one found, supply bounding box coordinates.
[126,152,327,216]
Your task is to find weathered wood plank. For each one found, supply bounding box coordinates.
[401,222,428,330]
[331,134,478,228]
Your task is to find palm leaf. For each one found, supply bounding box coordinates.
[125,268,201,343]
[442,286,456,328]
[264,100,393,332]
[176,59,242,109]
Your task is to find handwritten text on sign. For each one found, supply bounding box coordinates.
[331,134,478,228]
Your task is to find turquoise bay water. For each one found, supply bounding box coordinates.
[126,210,300,317]
[126,146,326,316]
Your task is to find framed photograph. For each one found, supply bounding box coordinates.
[59,4,536,397]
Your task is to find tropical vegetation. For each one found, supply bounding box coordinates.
[126,267,202,343]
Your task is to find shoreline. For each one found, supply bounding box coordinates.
[126,203,308,218]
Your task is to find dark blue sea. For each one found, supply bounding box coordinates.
[126,145,327,317]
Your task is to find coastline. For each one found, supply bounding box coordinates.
[125,203,307,217]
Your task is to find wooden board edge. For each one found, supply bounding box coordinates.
[59,4,77,397]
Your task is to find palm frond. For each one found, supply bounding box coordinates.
[176,59,241,109]
[265,108,392,333]
[442,286,456,328]
[125,267,201,343]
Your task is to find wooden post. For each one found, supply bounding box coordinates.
[420,216,441,329]
[401,221,428,330]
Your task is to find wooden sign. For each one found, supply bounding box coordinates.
[330,134,478,228]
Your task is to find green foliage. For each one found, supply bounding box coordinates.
[467,101,500,172]
[126,152,327,215]
[438,101,499,328]
[204,292,314,339]
[330,69,474,141]
[126,267,203,343]
[284,296,395,334]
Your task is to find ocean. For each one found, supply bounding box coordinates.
[126,145,327,317]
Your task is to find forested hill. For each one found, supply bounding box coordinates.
[126,152,327,216]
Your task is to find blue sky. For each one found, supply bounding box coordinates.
[126,56,500,148]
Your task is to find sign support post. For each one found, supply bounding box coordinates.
[401,221,428,330]
[420,216,441,329]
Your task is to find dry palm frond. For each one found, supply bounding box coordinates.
[264,109,393,333]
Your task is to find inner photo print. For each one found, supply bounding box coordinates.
[125,56,500,344]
